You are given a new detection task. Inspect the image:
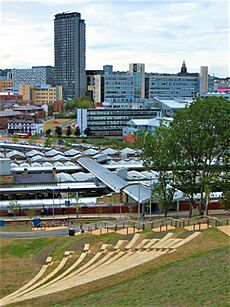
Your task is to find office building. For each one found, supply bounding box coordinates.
[18,84,62,105]
[104,73,134,100]
[129,63,145,98]
[54,12,86,100]
[0,80,13,92]
[11,66,55,87]
[77,107,161,136]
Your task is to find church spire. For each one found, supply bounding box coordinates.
[180,60,187,75]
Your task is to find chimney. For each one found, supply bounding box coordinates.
[24,168,28,176]
[52,167,57,180]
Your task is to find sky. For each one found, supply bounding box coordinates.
[0,0,229,77]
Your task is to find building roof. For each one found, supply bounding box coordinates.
[57,172,75,182]
[26,150,45,157]
[0,111,22,117]
[101,148,118,155]
[64,149,81,156]
[14,172,56,183]
[52,154,68,161]
[6,150,25,158]
[46,149,63,157]
[120,147,137,154]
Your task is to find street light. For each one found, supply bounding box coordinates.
[138,181,141,224]
[149,177,152,221]
[47,188,55,224]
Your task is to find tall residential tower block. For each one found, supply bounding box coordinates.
[54,12,86,100]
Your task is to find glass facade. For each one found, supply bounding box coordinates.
[104,74,134,99]
[147,75,199,98]
[78,108,161,136]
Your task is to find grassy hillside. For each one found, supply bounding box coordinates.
[0,228,229,307]
[55,246,229,307]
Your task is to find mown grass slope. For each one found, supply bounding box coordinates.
[0,228,229,307]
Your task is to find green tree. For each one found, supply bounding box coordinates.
[12,134,19,144]
[45,128,52,136]
[55,126,62,137]
[137,125,179,217]
[171,96,230,216]
[8,200,20,218]
[44,136,53,147]
[74,126,81,136]
[138,96,230,217]
[63,96,93,113]
[66,125,72,137]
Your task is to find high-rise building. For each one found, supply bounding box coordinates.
[54,12,86,100]
[129,63,145,98]
[200,66,208,94]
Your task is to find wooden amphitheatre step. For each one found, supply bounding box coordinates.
[11,252,72,299]
[0,232,202,306]
[114,240,129,250]
[125,234,141,249]
[35,252,88,291]
[2,256,53,301]
[142,239,160,250]
[62,252,104,281]
[77,251,115,276]
[135,239,151,250]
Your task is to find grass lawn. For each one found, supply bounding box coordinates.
[55,246,230,307]
[0,225,33,232]
[0,228,229,306]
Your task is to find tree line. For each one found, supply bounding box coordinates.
[136,96,230,217]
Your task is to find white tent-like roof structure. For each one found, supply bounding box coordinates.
[31,162,42,167]
[52,154,68,161]
[20,162,30,168]
[43,162,53,167]
[53,161,64,167]
[6,150,25,158]
[46,149,63,157]
[64,161,76,166]
[101,148,118,155]
[64,149,81,156]
[30,155,46,161]
[72,172,95,182]
[82,148,99,156]
[57,172,75,182]
[120,147,137,155]
[26,150,44,157]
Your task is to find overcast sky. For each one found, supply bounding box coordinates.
[0,0,229,76]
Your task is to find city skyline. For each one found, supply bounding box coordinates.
[0,0,229,77]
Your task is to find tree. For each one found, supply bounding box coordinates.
[12,134,19,144]
[84,127,91,136]
[8,200,20,218]
[138,96,230,217]
[63,96,93,113]
[171,96,230,216]
[44,136,52,147]
[45,128,52,136]
[74,126,81,136]
[72,193,80,221]
[66,125,72,137]
[55,126,62,138]
[137,125,179,217]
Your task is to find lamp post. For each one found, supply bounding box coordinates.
[47,188,55,224]
[138,181,141,224]
[149,177,152,221]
